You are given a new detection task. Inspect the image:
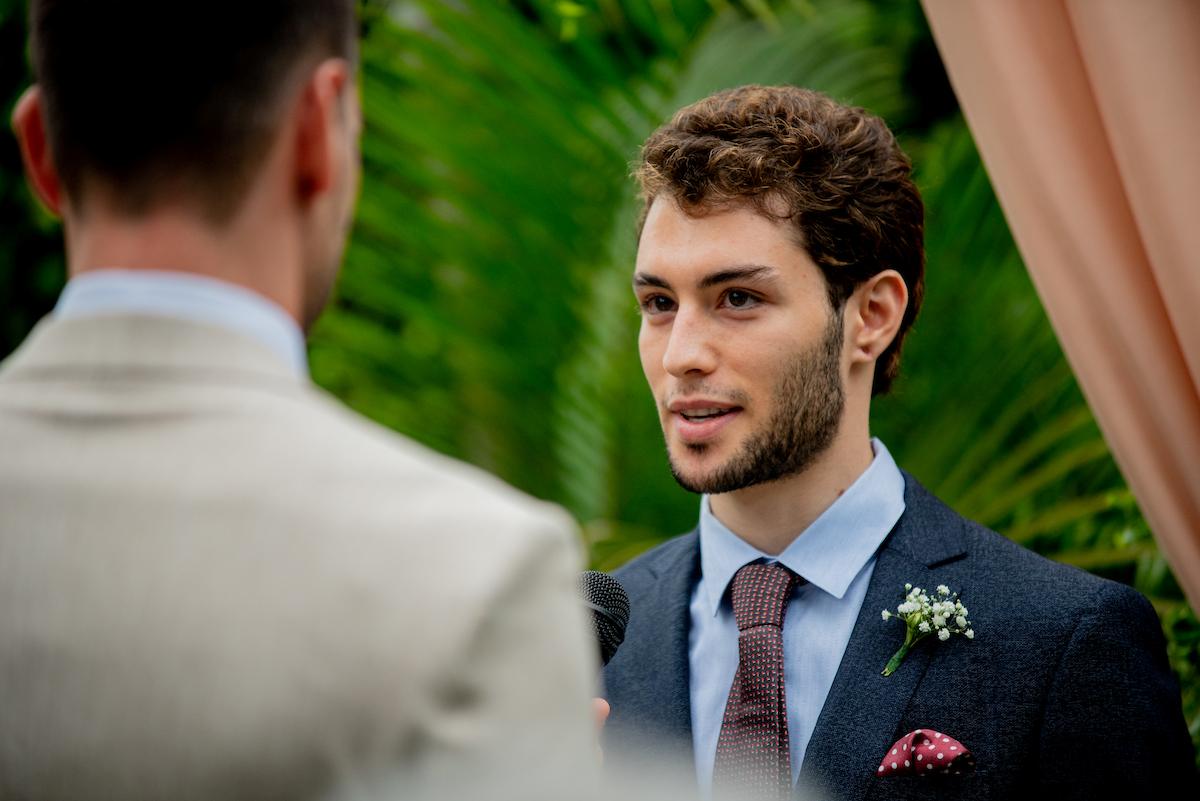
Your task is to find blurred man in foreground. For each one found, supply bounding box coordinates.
[0,2,595,798]
[602,85,1196,800]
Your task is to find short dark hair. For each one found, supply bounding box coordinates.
[29,0,358,223]
[636,85,925,396]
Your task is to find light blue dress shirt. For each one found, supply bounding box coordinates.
[689,439,906,792]
[54,269,308,377]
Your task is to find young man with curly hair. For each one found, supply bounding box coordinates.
[600,85,1195,801]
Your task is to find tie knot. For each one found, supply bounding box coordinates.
[729,562,799,631]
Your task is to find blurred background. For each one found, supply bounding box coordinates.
[1,0,1196,758]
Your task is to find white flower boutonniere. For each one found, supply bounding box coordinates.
[880,583,974,676]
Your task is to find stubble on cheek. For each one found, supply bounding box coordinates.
[663,309,845,495]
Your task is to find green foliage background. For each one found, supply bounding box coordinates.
[1,0,1196,760]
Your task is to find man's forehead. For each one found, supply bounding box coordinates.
[635,200,807,281]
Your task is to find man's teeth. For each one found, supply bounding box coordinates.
[681,408,731,421]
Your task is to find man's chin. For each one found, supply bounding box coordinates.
[667,447,739,495]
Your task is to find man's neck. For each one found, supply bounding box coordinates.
[707,427,875,555]
[64,205,304,327]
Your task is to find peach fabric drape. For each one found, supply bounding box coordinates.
[921,0,1200,609]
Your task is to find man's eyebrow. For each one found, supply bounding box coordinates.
[698,264,778,289]
[633,264,779,291]
[633,273,670,289]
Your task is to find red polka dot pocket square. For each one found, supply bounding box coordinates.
[876,729,975,777]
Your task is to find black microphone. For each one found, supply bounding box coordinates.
[579,570,630,666]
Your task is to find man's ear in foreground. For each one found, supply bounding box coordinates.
[12,85,64,217]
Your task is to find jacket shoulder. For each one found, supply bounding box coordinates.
[958,513,1145,615]
[900,473,1141,616]
[242,384,577,539]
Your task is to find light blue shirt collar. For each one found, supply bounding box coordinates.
[698,438,905,615]
[54,269,308,378]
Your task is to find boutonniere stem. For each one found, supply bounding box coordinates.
[880,583,973,677]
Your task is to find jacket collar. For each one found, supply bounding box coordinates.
[53,269,307,377]
[1,314,303,390]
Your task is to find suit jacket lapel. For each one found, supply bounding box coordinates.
[639,532,698,742]
[799,475,967,800]
[607,531,698,751]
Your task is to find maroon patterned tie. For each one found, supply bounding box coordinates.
[713,562,801,800]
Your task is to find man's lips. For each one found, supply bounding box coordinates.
[667,400,743,443]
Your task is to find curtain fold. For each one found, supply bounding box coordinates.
[921,0,1200,608]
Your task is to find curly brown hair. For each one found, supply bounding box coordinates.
[635,85,925,396]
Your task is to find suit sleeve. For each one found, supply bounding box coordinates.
[1037,581,1197,797]
[417,508,600,797]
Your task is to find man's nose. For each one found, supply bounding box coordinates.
[661,307,718,378]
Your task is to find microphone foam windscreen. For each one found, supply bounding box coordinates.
[579,570,630,666]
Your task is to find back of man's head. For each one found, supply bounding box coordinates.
[29,0,358,224]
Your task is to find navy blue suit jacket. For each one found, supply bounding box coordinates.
[602,474,1196,800]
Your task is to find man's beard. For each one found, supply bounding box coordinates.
[667,310,845,495]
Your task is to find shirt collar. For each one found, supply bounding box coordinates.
[54,269,308,378]
[697,438,906,616]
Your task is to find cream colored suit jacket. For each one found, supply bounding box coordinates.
[0,314,597,800]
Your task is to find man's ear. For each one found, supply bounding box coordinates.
[11,86,64,216]
[292,58,354,204]
[847,269,908,366]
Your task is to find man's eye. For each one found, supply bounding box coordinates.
[641,295,676,314]
[724,290,759,309]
